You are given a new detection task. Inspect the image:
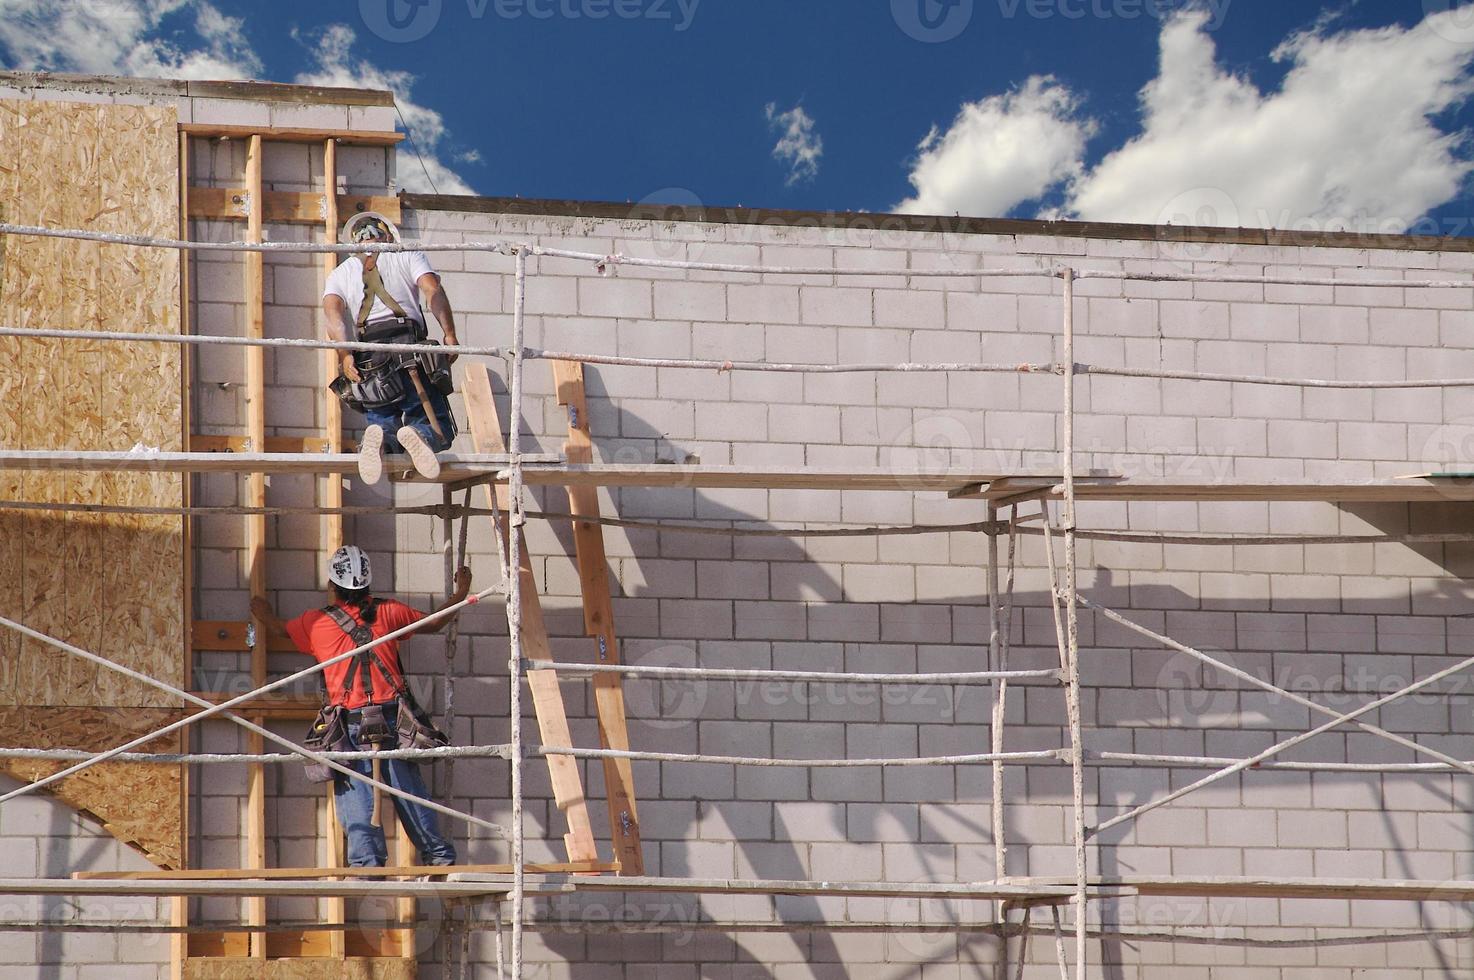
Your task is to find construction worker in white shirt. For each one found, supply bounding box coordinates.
[324,211,461,485]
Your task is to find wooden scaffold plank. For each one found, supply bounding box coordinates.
[242,131,268,961]
[462,363,600,865]
[551,360,643,875]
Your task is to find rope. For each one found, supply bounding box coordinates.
[540,746,1062,768]
[10,321,1474,386]
[1079,597,1474,779]
[6,222,1471,289]
[0,745,512,765]
[524,661,1059,685]
[0,594,509,840]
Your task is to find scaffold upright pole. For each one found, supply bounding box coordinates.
[1059,267,1088,978]
[506,247,530,977]
[986,503,1007,879]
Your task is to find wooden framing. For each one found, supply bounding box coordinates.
[318,136,348,963]
[463,364,599,864]
[180,123,404,145]
[174,125,193,980]
[242,131,269,961]
[551,361,643,874]
[77,860,615,881]
[187,188,400,226]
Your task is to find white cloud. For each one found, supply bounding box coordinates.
[1066,9,1474,232]
[290,24,474,195]
[765,102,823,186]
[0,1,476,195]
[0,0,260,80]
[894,76,1095,218]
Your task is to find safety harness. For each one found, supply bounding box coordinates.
[328,256,454,423]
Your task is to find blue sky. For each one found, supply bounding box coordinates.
[3,0,1473,234]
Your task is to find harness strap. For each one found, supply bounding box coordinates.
[320,600,406,703]
[356,256,409,328]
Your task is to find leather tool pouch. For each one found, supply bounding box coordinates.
[302,704,350,784]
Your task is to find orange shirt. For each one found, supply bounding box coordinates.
[286,599,426,708]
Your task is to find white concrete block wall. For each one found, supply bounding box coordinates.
[303,203,1473,978]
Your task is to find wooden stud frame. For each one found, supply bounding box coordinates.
[463,364,600,865]
[551,361,643,874]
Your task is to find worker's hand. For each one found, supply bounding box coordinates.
[443,332,460,365]
[249,597,274,621]
[453,566,472,597]
[340,353,361,383]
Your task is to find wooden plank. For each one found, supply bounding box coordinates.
[193,620,297,653]
[319,137,347,964]
[190,435,351,454]
[179,123,405,145]
[182,956,415,980]
[173,126,191,978]
[243,131,268,960]
[0,450,537,478]
[187,188,400,226]
[76,860,615,881]
[462,363,600,864]
[552,360,643,875]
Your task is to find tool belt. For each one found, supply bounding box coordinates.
[329,257,455,413]
[301,600,450,783]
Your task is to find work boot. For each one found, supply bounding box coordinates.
[398,426,441,481]
[358,424,385,486]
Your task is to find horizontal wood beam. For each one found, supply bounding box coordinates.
[192,621,296,653]
[0,450,551,481]
[191,434,356,454]
[181,124,404,145]
[76,860,615,881]
[187,188,400,226]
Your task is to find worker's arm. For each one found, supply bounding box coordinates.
[415,567,472,635]
[249,597,292,644]
[323,293,360,382]
[418,272,460,361]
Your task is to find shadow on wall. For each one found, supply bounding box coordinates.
[309,366,1474,974]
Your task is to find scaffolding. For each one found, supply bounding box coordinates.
[2,217,1474,979]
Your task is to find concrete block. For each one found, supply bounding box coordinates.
[655,281,725,320]
[728,284,799,323]
[801,287,872,327]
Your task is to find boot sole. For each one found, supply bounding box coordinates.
[358,425,385,485]
[398,426,441,480]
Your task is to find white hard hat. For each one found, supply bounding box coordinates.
[341,211,401,245]
[328,545,372,590]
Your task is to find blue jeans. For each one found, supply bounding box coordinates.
[365,376,457,453]
[335,702,457,867]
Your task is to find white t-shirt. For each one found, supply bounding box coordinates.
[324,251,437,328]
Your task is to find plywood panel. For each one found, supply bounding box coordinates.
[0,707,186,868]
[0,98,184,866]
[183,958,415,980]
